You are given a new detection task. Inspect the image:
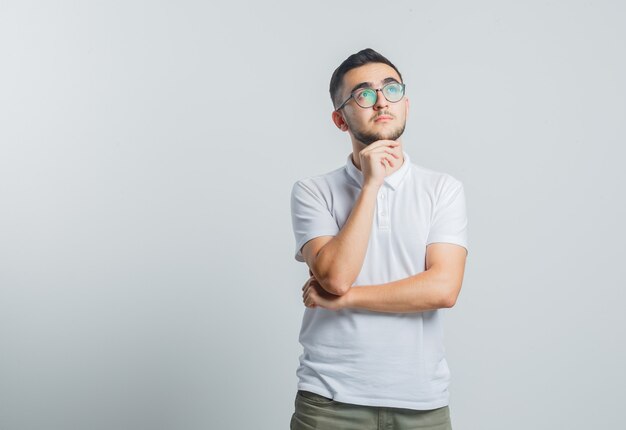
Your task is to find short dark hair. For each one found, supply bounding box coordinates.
[329,48,403,109]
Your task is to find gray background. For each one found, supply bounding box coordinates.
[1,1,625,429]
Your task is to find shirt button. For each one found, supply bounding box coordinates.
[380,194,386,199]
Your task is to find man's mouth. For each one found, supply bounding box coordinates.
[374,115,394,122]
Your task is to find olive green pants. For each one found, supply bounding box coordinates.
[290,390,453,430]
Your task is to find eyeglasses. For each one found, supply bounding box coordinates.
[336,82,406,110]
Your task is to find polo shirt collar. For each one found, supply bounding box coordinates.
[346,149,411,190]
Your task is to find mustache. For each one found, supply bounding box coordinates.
[371,111,395,121]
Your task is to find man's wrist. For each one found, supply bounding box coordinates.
[362,183,381,194]
[341,287,355,309]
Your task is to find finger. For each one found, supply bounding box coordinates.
[366,148,400,162]
[387,148,401,158]
[361,145,387,158]
[359,142,396,158]
[367,150,393,161]
[382,150,400,159]
[373,153,395,168]
[369,144,399,152]
[383,155,395,167]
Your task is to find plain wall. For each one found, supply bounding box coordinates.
[1,1,625,429]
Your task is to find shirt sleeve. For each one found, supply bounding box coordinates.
[290,180,340,262]
[426,177,469,254]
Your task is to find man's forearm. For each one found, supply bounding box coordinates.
[314,184,379,295]
[343,268,456,313]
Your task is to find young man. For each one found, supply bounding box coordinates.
[289,48,468,430]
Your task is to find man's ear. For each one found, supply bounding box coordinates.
[332,110,349,131]
[404,96,410,116]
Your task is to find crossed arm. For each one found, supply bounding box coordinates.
[302,241,466,313]
[300,184,467,313]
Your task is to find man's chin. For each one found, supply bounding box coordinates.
[349,121,406,146]
[360,131,404,146]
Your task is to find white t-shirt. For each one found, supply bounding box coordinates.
[290,150,468,410]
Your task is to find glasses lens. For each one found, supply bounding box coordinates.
[383,83,404,102]
[354,88,377,107]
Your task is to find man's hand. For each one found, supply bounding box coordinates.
[302,273,349,311]
[360,140,401,188]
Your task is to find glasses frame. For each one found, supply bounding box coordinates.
[335,82,406,111]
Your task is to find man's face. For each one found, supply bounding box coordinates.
[334,62,409,146]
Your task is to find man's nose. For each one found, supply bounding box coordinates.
[372,88,388,109]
